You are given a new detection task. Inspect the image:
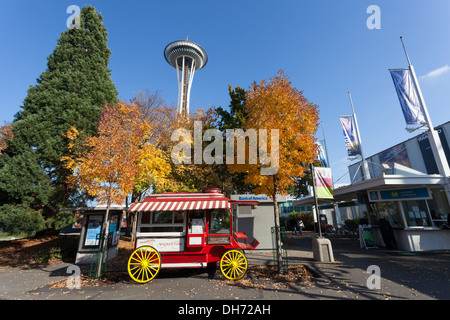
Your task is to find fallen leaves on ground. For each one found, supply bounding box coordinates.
[212,265,315,291]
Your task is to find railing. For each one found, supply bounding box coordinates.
[89,232,112,279]
[271,226,288,273]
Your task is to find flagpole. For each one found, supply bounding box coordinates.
[321,121,330,168]
[400,37,450,204]
[348,91,371,181]
[310,163,323,238]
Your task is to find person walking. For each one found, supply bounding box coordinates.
[298,219,304,236]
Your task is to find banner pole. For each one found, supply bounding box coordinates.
[348,91,370,181]
[399,37,450,205]
[310,163,323,238]
[321,121,330,168]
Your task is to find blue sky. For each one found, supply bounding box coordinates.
[1,0,450,186]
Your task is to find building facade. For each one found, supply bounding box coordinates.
[231,194,287,250]
[334,121,450,251]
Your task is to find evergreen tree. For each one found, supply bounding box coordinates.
[215,85,248,131]
[214,85,253,195]
[0,6,117,224]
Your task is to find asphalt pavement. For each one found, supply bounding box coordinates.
[0,231,449,301]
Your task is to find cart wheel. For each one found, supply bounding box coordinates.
[220,249,248,280]
[127,246,161,283]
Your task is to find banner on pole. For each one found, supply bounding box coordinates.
[314,167,333,199]
[316,141,328,167]
[389,68,427,132]
[339,115,361,159]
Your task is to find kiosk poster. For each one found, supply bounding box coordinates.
[359,225,378,249]
[109,215,119,246]
[85,215,103,246]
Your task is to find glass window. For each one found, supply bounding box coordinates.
[153,211,173,224]
[139,210,185,234]
[141,212,150,224]
[427,189,450,228]
[387,202,404,228]
[368,203,380,225]
[141,226,184,233]
[174,211,184,223]
[209,209,230,234]
[371,202,404,228]
[402,200,432,227]
[188,211,204,234]
[239,206,252,216]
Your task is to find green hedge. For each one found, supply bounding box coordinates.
[0,204,45,235]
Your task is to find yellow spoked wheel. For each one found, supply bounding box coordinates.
[127,246,161,283]
[220,249,248,280]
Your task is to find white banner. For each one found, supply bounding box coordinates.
[390,69,427,132]
[340,115,361,158]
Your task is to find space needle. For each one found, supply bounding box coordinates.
[164,39,208,115]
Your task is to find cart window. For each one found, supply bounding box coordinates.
[153,211,173,224]
[174,211,184,223]
[138,211,186,235]
[141,212,150,224]
[209,209,230,234]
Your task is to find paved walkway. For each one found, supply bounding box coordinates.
[0,231,449,300]
[282,232,450,300]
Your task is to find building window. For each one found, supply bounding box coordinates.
[427,189,450,228]
[370,202,404,228]
[238,205,252,216]
[402,200,432,227]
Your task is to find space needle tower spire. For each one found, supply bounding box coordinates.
[164,39,208,115]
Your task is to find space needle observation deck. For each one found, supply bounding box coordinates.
[164,39,208,115]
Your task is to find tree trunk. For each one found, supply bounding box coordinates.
[272,176,283,272]
[131,212,137,242]
[96,206,111,278]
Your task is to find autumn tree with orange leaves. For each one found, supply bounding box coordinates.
[63,102,170,208]
[130,90,221,195]
[228,71,320,270]
[62,102,171,276]
[0,122,13,157]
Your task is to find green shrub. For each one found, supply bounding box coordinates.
[36,237,78,263]
[45,210,78,231]
[0,204,45,235]
[281,211,315,231]
[344,218,361,228]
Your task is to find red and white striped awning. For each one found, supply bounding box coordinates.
[128,192,231,212]
[129,199,230,212]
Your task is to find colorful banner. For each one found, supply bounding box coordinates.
[314,167,333,199]
[389,69,427,132]
[339,115,360,158]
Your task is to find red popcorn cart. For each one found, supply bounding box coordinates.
[127,188,259,283]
